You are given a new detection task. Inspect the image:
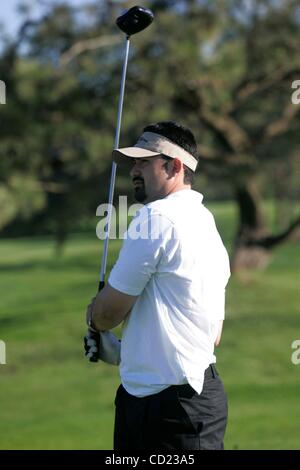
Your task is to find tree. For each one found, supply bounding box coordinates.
[1,0,299,269]
[147,0,300,270]
[0,1,119,248]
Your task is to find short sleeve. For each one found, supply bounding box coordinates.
[108,208,174,296]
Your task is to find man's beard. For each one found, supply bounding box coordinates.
[133,178,147,203]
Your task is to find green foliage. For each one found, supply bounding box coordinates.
[0,0,299,244]
[0,184,17,229]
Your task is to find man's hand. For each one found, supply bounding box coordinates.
[86,296,97,331]
[215,320,224,347]
[84,329,100,362]
[84,329,121,365]
[84,283,136,364]
[84,296,102,362]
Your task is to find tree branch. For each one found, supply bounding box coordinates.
[250,214,300,249]
[197,144,220,161]
[233,66,300,104]
[185,81,252,156]
[199,107,251,153]
[59,35,122,67]
[260,103,300,143]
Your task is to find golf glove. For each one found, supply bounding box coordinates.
[84,329,121,365]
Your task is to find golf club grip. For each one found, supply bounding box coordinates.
[98,280,105,292]
[89,349,98,362]
[86,281,105,363]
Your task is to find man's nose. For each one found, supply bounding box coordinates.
[130,162,142,177]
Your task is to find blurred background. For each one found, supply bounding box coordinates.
[0,0,299,449]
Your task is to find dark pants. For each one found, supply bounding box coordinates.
[114,364,228,450]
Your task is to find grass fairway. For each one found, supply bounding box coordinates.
[0,202,299,449]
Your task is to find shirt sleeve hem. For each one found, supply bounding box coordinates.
[108,277,142,297]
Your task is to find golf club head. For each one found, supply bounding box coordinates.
[116,6,154,36]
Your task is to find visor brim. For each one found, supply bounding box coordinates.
[112,147,161,163]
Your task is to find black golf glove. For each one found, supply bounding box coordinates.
[84,329,121,365]
[84,329,100,363]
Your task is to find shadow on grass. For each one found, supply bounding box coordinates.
[0,256,104,273]
[0,312,38,329]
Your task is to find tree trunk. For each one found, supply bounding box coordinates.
[231,176,271,271]
[231,175,300,271]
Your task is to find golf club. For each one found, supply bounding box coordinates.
[87,6,154,362]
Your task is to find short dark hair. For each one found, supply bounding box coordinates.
[143,121,198,185]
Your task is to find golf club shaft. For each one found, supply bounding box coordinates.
[99,36,131,291]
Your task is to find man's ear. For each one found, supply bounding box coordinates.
[163,157,182,177]
[172,158,182,174]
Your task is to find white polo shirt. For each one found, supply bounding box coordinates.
[108,189,230,397]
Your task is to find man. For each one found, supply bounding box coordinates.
[85,121,231,450]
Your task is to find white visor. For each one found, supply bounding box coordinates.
[112,132,198,172]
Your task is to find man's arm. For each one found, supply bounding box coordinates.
[214,320,223,347]
[86,282,138,331]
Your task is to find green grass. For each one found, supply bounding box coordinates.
[0,202,300,449]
